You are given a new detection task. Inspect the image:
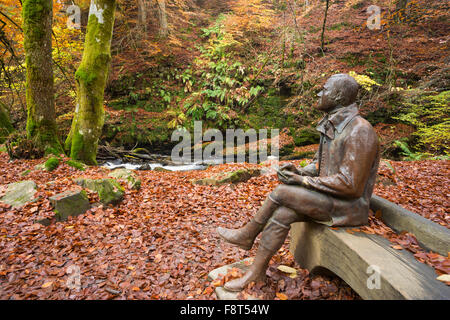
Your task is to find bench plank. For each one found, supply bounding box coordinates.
[290,221,450,300]
[370,195,450,256]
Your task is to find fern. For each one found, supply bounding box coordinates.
[394,140,423,161]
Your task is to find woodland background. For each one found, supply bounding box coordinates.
[0,0,448,300]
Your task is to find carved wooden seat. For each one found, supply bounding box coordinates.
[289,201,450,300]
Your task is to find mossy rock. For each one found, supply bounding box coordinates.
[66,159,86,171]
[75,178,125,205]
[34,163,46,170]
[44,157,60,172]
[49,190,91,221]
[0,180,38,208]
[192,168,261,186]
[108,168,141,190]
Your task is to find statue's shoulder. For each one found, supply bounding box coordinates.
[348,115,378,141]
[347,113,373,129]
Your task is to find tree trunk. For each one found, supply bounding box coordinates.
[138,0,147,37]
[22,0,62,154]
[157,0,168,38]
[320,0,330,54]
[0,102,14,143]
[65,0,117,165]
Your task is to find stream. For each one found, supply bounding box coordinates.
[101,157,226,172]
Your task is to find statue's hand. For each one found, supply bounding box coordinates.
[277,170,290,184]
[280,163,300,175]
[278,171,309,188]
[279,170,307,186]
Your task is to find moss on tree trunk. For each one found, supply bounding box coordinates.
[22,0,62,154]
[65,0,117,165]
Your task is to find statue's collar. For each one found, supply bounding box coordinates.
[316,103,359,139]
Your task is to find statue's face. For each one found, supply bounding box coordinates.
[316,79,338,112]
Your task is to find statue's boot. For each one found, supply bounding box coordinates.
[223,217,290,292]
[217,198,278,250]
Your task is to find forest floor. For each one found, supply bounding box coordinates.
[0,151,448,300]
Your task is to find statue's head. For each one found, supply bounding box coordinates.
[317,74,359,112]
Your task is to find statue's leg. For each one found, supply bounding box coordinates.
[270,184,333,222]
[223,185,333,292]
[217,197,279,250]
[224,206,299,292]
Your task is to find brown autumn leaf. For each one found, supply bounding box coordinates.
[41,281,53,289]
[276,292,288,300]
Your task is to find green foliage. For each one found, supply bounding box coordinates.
[291,127,320,147]
[44,157,60,171]
[178,17,265,128]
[394,140,423,160]
[167,109,187,129]
[394,90,449,155]
[245,93,295,130]
[349,71,381,92]
[382,160,396,174]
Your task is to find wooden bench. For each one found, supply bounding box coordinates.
[289,197,450,300]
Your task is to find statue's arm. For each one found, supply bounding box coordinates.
[280,150,319,177]
[300,124,378,199]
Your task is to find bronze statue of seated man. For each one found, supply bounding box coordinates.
[217,73,381,292]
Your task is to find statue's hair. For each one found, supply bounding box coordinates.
[328,74,360,106]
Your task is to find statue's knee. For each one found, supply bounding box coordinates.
[270,185,288,204]
[272,207,298,226]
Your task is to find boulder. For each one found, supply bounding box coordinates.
[0,180,37,208]
[75,178,124,205]
[44,157,60,172]
[49,190,91,221]
[108,168,141,190]
[66,160,86,171]
[34,163,46,171]
[192,168,261,186]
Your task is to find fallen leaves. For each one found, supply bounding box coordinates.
[41,281,53,289]
[436,274,450,284]
[0,153,448,300]
[375,160,449,228]
[277,265,298,279]
[276,292,288,300]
